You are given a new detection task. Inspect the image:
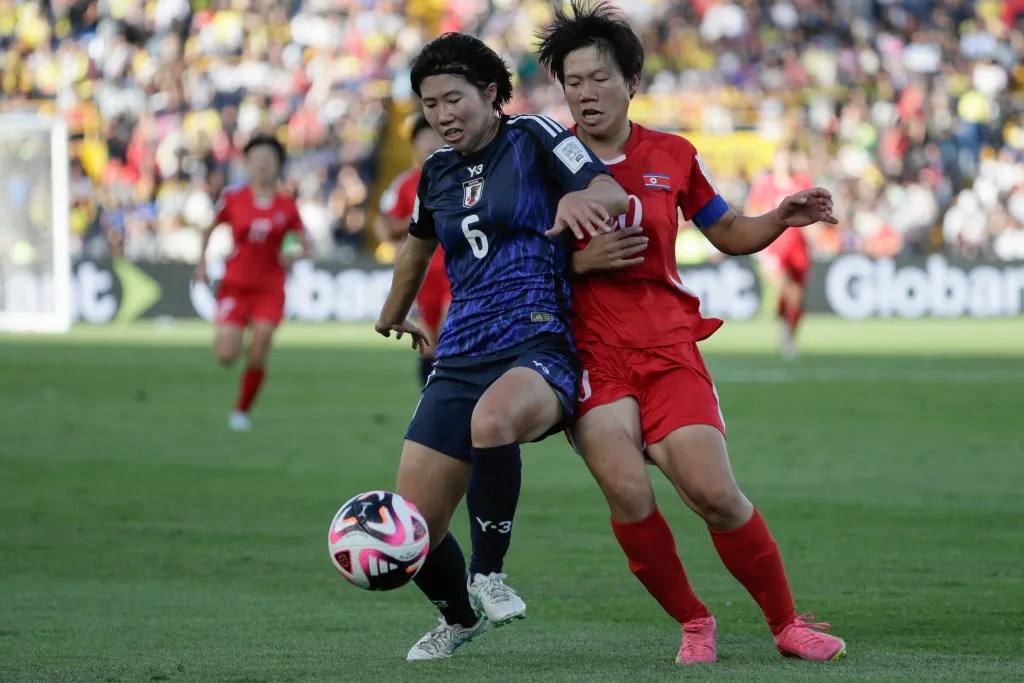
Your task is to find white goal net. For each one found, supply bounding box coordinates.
[0,114,71,333]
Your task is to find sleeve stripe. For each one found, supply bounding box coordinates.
[694,154,721,195]
[424,147,456,162]
[538,114,567,132]
[509,114,560,137]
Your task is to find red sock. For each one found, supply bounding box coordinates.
[611,507,710,624]
[709,508,796,634]
[783,304,803,333]
[235,366,265,413]
[778,301,803,334]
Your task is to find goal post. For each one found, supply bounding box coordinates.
[0,114,72,333]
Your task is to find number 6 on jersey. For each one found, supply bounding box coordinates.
[461,215,489,259]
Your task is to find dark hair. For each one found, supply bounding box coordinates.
[535,0,644,88]
[410,114,434,140]
[410,33,513,112]
[244,134,286,166]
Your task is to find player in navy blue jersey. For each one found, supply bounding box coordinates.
[374,32,627,660]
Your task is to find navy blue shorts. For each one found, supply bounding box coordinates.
[405,334,580,462]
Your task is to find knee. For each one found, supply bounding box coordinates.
[471,408,517,448]
[605,480,656,523]
[215,348,238,367]
[690,485,752,530]
[589,459,655,522]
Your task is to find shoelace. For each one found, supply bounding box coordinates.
[418,619,457,655]
[786,613,833,647]
[475,573,516,603]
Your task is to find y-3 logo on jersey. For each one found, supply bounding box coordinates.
[467,164,484,177]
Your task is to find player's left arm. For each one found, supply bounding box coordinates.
[292,228,313,262]
[676,143,835,256]
[548,174,629,240]
[283,202,313,265]
[703,188,837,256]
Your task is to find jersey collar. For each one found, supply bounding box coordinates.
[570,120,640,166]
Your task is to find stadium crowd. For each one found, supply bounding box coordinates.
[2,0,1023,263]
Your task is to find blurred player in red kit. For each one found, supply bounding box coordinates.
[747,145,815,359]
[537,1,845,665]
[194,134,311,431]
[378,114,450,386]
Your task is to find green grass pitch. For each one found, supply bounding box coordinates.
[1,317,1022,682]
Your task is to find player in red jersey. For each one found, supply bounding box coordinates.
[194,134,310,431]
[537,1,845,664]
[747,146,815,359]
[378,115,450,386]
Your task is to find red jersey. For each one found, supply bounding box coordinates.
[381,166,450,332]
[747,172,813,270]
[215,186,304,291]
[571,124,729,348]
[380,168,420,222]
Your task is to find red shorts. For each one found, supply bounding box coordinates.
[762,230,810,285]
[416,257,451,333]
[216,283,286,327]
[576,340,725,445]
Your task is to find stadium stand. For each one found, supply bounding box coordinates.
[1,0,1022,263]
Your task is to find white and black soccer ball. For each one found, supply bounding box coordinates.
[328,491,430,591]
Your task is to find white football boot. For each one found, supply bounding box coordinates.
[467,572,526,626]
[406,616,487,661]
[228,411,252,431]
[779,320,798,360]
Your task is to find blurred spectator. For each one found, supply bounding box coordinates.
[499,0,1024,262]
[0,0,423,263]
[2,0,1022,263]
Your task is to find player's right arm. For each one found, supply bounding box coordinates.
[375,174,437,353]
[375,234,436,353]
[570,225,648,275]
[194,191,233,284]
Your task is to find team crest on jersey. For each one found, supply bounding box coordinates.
[273,211,287,225]
[462,177,485,208]
[643,173,672,190]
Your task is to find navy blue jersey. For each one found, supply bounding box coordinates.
[409,115,609,359]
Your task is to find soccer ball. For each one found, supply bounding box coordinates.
[328,490,430,591]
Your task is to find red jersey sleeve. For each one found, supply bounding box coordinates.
[675,138,729,230]
[381,171,419,221]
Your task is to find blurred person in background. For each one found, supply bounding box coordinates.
[377,113,449,387]
[194,134,311,432]
[746,145,815,360]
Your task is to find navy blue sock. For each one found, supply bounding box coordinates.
[412,532,477,627]
[466,443,522,576]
